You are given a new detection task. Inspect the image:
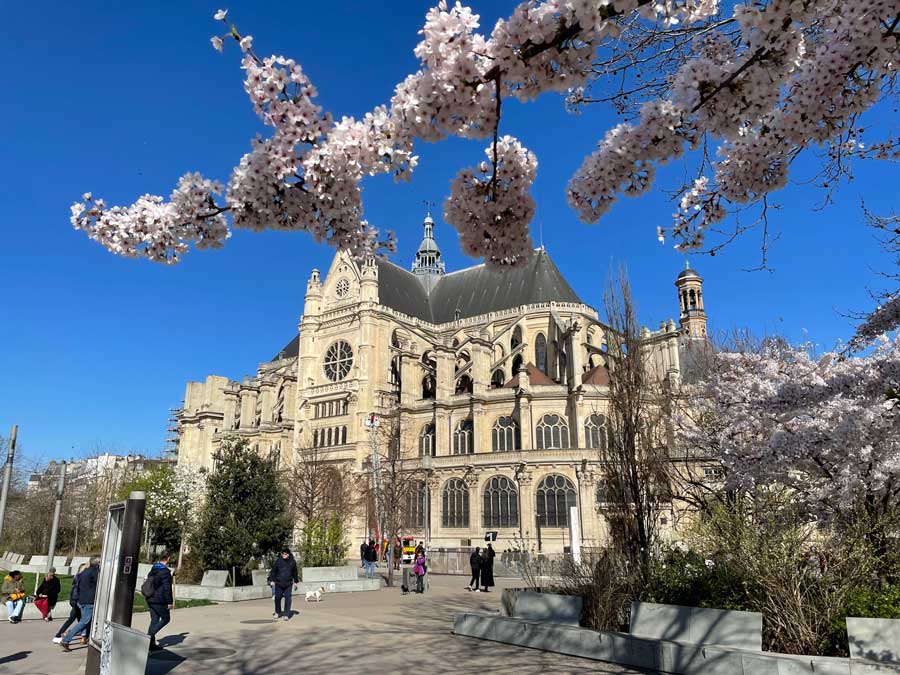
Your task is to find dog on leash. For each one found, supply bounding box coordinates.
[304,586,326,602]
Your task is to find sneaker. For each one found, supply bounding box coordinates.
[52,637,63,644]
[282,615,290,622]
[61,643,72,653]
[272,612,279,620]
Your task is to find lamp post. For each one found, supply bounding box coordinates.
[422,451,432,547]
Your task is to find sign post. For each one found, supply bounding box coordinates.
[85,491,146,675]
[568,505,582,564]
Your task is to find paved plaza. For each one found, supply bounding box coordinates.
[0,573,651,675]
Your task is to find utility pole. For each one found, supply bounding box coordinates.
[46,461,67,574]
[0,424,18,546]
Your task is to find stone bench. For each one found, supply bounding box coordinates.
[848,617,900,667]
[200,570,230,587]
[630,601,763,651]
[453,612,900,675]
[28,555,69,570]
[301,566,358,583]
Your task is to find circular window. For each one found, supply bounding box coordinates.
[324,341,353,381]
[335,278,350,298]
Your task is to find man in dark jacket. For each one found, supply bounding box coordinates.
[53,562,87,643]
[268,547,299,621]
[467,547,482,592]
[61,556,100,652]
[363,539,377,578]
[144,551,174,652]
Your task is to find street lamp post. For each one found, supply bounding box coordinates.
[422,451,432,548]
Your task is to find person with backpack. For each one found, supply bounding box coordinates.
[142,551,174,652]
[61,556,100,652]
[35,568,62,621]
[267,547,299,621]
[53,562,87,644]
[466,547,482,592]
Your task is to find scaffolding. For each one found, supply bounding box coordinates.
[164,404,183,461]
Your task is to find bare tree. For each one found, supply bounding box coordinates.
[364,412,422,588]
[599,267,673,578]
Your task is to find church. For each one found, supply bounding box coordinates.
[175,215,709,554]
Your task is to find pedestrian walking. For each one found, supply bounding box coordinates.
[268,547,299,621]
[363,539,378,578]
[35,568,62,621]
[466,547,482,592]
[413,551,427,593]
[61,555,100,652]
[480,543,495,592]
[415,541,425,557]
[142,551,174,652]
[360,541,367,568]
[53,563,87,644]
[2,570,26,623]
[392,538,402,571]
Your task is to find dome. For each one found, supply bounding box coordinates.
[677,267,700,280]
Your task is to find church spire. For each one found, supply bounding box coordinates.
[412,213,445,292]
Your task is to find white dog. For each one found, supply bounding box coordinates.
[304,586,326,602]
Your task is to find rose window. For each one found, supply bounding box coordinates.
[335,278,350,298]
[324,341,353,382]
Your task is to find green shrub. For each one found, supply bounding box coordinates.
[296,515,348,568]
[641,548,755,613]
[825,584,900,655]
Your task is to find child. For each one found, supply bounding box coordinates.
[413,552,427,594]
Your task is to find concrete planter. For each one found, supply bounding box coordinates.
[501,587,583,626]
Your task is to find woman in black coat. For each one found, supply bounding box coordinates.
[480,544,495,592]
[36,569,62,621]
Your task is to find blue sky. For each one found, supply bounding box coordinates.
[2,1,896,464]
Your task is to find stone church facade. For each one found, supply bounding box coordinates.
[176,216,709,553]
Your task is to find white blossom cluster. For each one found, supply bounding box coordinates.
[569,0,900,250]
[444,135,537,268]
[679,336,900,521]
[850,294,900,352]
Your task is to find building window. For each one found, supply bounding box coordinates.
[511,354,523,375]
[404,481,426,529]
[389,356,401,390]
[442,479,469,528]
[483,476,519,528]
[453,418,474,455]
[536,414,570,450]
[536,474,577,528]
[490,369,505,389]
[324,340,353,382]
[511,325,522,351]
[585,414,608,452]
[419,423,435,457]
[455,374,473,395]
[422,375,436,400]
[335,277,350,299]
[704,466,724,479]
[535,333,548,374]
[491,416,520,452]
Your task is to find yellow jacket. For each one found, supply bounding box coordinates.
[1,574,26,603]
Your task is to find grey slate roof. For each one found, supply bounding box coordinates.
[272,334,300,361]
[375,248,585,323]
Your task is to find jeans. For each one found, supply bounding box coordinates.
[55,601,81,637]
[5,599,24,620]
[468,570,480,589]
[363,560,376,578]
[415,573,425,593]
[147,603,171,644]
[273,585,293,616]
[63,603,94,645]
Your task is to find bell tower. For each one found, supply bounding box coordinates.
[675,261,707,338]
[411,213,445,293]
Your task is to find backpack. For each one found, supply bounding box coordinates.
[140,571,157,598]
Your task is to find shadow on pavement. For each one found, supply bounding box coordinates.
[0,651,31,664]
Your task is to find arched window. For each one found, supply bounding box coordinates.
[490,369,505,389]
[536,474,577,528]
[511,325,522,351]
[455,375,473,395]
[585,414,608,453]
[422,375,436,400]
[404,481,426,529]
[535,414,570,449]
[535,333,548,374]
[442,479,469,528]
[341,426,347,445]
[419,423,435,457]
[491,416,520,452]
[511,354,523,375]
[453,419,474,455]
[389,356,401,390]
[274,384,285,423]
[327,428,333,446]
[483,476,519,528]
[313,429,319,447]
[689,289,697,310]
